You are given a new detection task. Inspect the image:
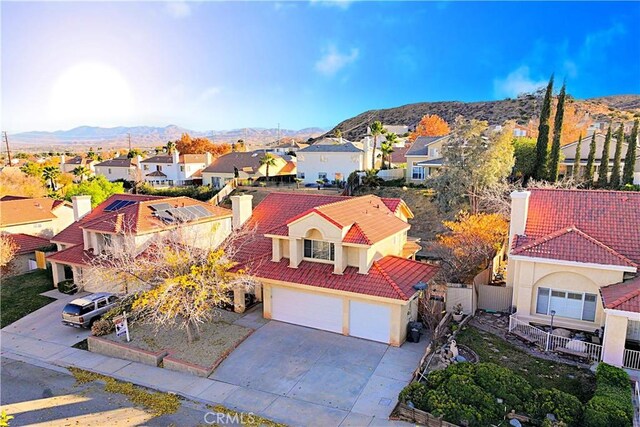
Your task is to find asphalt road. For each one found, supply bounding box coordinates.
[0,357,213,426]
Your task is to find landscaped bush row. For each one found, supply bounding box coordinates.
[583,363,633,427]
[136,184,219,201]
[399,362,583,427]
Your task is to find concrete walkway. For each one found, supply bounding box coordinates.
[1,301,422,426]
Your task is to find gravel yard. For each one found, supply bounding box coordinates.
[103,309,253,367]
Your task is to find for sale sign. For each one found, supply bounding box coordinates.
[113,312,130,341]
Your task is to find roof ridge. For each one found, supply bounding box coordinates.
[373,260,408,300]
[346,222,373,245]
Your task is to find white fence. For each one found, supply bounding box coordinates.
[377,169,405,181]
[625,349,640,371]
[508,315,603,362]
[209,179,237,205]
[446,284,475,315]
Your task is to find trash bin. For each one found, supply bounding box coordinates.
[407,321,423,343]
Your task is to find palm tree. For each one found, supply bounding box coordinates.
[381,132,398,169]
[72,165,91,182]
[166,140,177,154]
[369,121,385,169]
[42,166,61,190]
[260,153,278,186]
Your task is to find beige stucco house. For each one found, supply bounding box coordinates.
[0,196,75,238]
[507,188,640,370]
[201,151,293,188]
[404,135,449,184]
[229,192,437,346]
[47,194,232,291]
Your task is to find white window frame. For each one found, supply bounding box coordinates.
[303,239,335,262]
[535,287,597,322]
[411,162,425,180]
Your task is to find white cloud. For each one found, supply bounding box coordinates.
[164,1,191,19]
[493,66,547,99]
[309,0,352,10]
[199,86,222,102]
[315,45,359,76]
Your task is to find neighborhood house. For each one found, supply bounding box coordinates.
[229,192,438,346]
[296,137,376,184]
[404,135,449,184]
[94,156,142,182]
[140,150,211,187]
[0,195,75,238]
[201,151,294,188]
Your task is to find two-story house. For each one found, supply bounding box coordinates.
[229,192,438,346]
[60,155,97,177]
[404,135,450,184]
[0,196,75,238]
[296,137,375,184]
[201,151,293,188]
[140,150,211,187]
[47,194,232,292]
[94,156,142,182]
[507,188,640,370]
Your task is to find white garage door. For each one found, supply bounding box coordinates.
[271,287,343,333]
[349,301,391,344]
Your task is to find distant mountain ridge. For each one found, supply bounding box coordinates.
[10,125,326,149]
[327,94,640,140]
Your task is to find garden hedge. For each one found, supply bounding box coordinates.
[583,363,633,427]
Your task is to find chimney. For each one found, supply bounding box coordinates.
[508,191,531,249]
[172,148,180,164]
[206,151,212,166]
[72,195,92,221]
[230,194,253,229]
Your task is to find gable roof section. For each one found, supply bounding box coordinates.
[95,157,136,168]
[299,140,363,153]
[600,275,640,313]
[405,135,449,156]
[0,197,70,227]
[202,152,267,174]
[3,233,52,254]
[513,189,640,266]
[512,226,637,268]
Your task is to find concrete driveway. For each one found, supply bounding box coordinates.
[2,290,91,347]
[211,321,428,426]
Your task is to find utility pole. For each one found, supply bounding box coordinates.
[3,131,12,165]
[277,123,281,144]
[127,133,132,152]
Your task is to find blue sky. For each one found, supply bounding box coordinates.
[2,1,639,133]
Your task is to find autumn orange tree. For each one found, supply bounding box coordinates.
[175,133,231,156]
[435,212,508,283]
[408,114,450,141]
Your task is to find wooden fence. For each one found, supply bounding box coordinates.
[393,403,459,427]
[476,284,513,313]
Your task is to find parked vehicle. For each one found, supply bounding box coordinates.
[61,293,119,328]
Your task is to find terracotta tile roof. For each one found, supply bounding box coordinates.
[0,197,70,227]
[233,192,437,300]
[52,194,231,244]
[247,256,438,300]
[3,233,52,254]
[46,243,97,266]
[278,161,297,175]
[513,189,640,266]
[600,275,640,313]
[512,226,638,268]
[343,223,372,245]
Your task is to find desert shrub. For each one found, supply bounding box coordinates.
[526,388,583,427]
[583,363,633,427]
[91,319,113,336]
[136,184,218,201]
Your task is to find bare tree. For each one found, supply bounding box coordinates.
[0,234,17,275]
[418,284,447,338]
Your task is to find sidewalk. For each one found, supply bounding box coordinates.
[1,329,411,427]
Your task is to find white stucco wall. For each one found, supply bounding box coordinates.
[95,165,139,182]
[297,151,365,184]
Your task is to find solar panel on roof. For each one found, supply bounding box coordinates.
[149,203,172,211]
[104,199,135,212]
[193,205,211,218]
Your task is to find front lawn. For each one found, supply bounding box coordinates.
[456,325,596,402]
[1,270,55,328]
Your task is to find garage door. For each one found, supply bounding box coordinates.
[271,287,343,333]
[349,301,391,343]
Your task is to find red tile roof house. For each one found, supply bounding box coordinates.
[0,195,75,238]
[47,194,232,293]
[2,233,53,276]
[228,192,439,346]
[506,188,640,370]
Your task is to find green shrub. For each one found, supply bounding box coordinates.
[475,363,533,412]
[136,184,219,201]
[399,381,427,406]
[527,388,583,427]
[57,279,77,295]
[583,363,633,427]
[91,319,113,336]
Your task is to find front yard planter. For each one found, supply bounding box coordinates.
[88,336,168,366]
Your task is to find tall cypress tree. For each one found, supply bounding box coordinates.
[623,119,638,185]
[572,133,583,181]
[547,82,566,182]
[534,75,554,181]
[597,126,612,187]
[610,124,624,188]
[584,132,597,184]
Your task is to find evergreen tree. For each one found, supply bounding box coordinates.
[547,82,566,181]
[572,133,583,181]
[597,126,612,187]
[609,124,624,188]
[623,119,638,185]
[584,132,597,184]
[533,75,554,180]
